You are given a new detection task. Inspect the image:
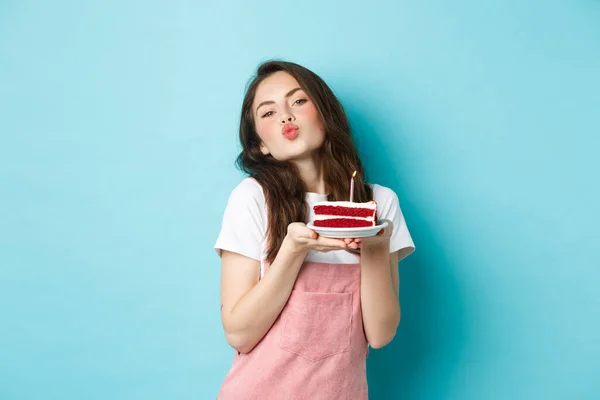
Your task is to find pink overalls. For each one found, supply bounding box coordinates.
[217,260,369,400]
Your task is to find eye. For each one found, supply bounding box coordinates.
[261,111,274,118]
[294,98,307,106]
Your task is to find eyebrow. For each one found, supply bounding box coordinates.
[255,87,304,115]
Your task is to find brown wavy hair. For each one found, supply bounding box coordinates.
[236,60,373,263]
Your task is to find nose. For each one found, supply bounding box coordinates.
[281,113,295,124]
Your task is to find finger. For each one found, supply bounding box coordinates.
[306,238,347,249]
[318,246,348,252]
[314,247,333,252]
[299,228,318,239]
[297,234,319,244]
[381,219,393,236]
[310,244,342,252]
[315,238,347,248]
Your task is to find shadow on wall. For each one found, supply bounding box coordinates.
[344,91,470,399]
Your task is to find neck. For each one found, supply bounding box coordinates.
[292,156,326,194]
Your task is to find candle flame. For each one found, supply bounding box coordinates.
[352,170,357,178]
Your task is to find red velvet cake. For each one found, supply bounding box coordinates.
[312,200,377,228]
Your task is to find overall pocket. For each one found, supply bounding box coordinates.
[280,290,352,362]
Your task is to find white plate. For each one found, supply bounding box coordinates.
[306,220,388,238]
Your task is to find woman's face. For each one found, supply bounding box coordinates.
[252,71,325,162]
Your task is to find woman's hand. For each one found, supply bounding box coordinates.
[343,219,393,250]
[286,222,348,253]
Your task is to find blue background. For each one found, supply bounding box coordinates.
[1,1,599,399]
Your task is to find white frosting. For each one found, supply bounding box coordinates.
[313,200,376,209]
[314,215,374,221]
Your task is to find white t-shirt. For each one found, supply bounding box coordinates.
[214,178,415,276]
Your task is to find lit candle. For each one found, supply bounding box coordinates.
[349,170,357,202]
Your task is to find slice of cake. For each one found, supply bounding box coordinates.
[312,200,377,228]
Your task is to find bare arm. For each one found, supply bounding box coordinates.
[220,239,306,353]
[220,223,349,354]
[360,243,400,349]
[348,220,402,349]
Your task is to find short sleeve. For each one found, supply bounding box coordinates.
[214,178,267,262]
[372,185,415,262]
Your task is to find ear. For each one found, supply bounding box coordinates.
[260,141,270,156]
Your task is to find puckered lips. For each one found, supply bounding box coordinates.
[282,123,299,140]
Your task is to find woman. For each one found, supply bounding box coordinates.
[214,60,415,399]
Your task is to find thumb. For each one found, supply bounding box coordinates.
[291,223,318,239]
[378,219,393,236]
[305,227,318,239]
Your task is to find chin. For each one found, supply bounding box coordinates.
[270,136,324,161]
[272,153,306,162]
[282,148,322,162]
